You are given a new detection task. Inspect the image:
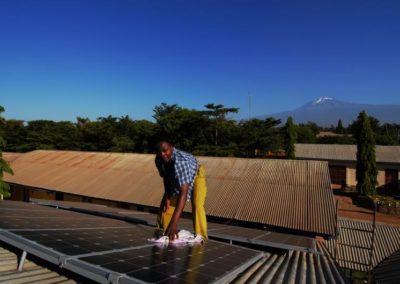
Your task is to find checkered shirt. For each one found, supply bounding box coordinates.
[155,148,199,200]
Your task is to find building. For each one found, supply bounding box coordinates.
[295,144,400,190]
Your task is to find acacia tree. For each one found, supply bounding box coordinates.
[283,116,297,159]
[355,111,378,196]
[0,106,14,199]
[204,104,239,145]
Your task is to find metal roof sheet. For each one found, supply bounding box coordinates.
[325,218,400,272]
[0,246,76,283]
[230,242,348,284]
[2,152,24,163]
[295,144,400,164]
[5,150,336,236]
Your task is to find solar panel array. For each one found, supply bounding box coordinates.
[31,198,317,254]
[0,200,263,283]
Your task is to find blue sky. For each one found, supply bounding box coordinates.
[1,0,399,121]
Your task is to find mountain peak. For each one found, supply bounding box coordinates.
[256,98,400,126]
[312,97,334,105]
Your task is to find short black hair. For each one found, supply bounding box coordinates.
[155,134,174,147]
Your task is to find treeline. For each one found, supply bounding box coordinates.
[2,103,400,157]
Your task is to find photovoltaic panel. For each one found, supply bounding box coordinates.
[0,201,264,283]
[31,198,317,253]
[12,226,155,256]
[208,226,266,239]
[256,231,316,251]
[80,241,261,283]
[31,198,154,226]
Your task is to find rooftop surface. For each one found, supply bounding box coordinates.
[295,144,400,164]
[0,200,346,284]
[4,150,336,236]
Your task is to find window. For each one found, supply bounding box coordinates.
[385,169,399,191]
[329,165,346,186]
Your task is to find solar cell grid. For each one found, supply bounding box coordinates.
[12,226,155,256]
[256,231,316,250]
[1,201,264,284]
[209,226,266,239]
[30,199,317,252]
[80,241,261,283]
[0,216,127,230]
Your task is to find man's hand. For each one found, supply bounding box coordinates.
[163,196,170,212]
[164,184,189,241]
[164,221,178,240]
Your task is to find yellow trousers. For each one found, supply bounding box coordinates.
[157,165,208,239]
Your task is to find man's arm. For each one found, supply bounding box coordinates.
[164,184,188,240]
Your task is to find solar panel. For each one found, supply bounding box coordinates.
[30,198,318,253]
[255,231,316,251]
[80,241,261,283]
[12,226,154,256]
[0,201,264,283]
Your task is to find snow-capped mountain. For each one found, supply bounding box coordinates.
[312,97,334,105]
[257,97,400,126]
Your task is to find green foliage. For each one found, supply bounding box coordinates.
[193,143,239,157]
[349,116,400,145]
[238,118,282,156]
[153,103,210,151]
[0,106,14,199]
[354,111,378,196]
[2,102,399,160]
[283,116,297,159]
[203,103,239,146]
[297,122,319,143]
[336,119,344,134]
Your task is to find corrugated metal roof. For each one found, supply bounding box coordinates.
[373,249,400,284]
[2,152,24,163]
[0,246,76,283]
[325,218,400,272]
[295,144,400,164]
[229,242,348,284]
[4,150,336,236]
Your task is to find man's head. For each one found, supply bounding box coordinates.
[156,139,174,162]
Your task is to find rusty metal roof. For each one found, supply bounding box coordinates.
[295,144,400,164]
[0,246,76,283]
[4,150,336,236]
[325,218,400,272]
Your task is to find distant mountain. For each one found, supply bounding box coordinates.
[257,97,400,126]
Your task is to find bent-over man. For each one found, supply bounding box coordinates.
[155,139,208,242]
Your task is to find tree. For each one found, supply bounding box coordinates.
[130,120,158,153]
[238,118,281,156]
[153,103,210,151]
[336,119,344,134]
[0,106,14,199]
[3,119,27,152]
[354,111,378,196]
[283,116,297,159]
[204,104,239,145]
[297,122,318,143]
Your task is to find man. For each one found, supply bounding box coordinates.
[155,139,208,242]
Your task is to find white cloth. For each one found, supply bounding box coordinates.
[148,229,199,244]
